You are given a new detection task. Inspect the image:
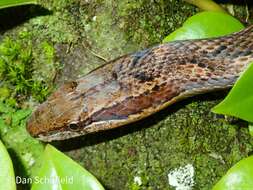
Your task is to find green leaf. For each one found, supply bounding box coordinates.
[212,63,253,123]
[0,140,16,190]
[0,0,37,9]
[212,156,253,190]
[31,144,104,190]
[249,123,253,137]
[163,11,244,42]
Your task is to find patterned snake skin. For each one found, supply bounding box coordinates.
[27,26,253,141]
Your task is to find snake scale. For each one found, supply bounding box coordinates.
[27,26,253,142]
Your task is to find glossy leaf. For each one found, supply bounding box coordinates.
[212,63,253,123]
[213,156,253,190]
[31,144,104,190]
[249,124,253,137]
[163,11,244,42]
[0,140,16,190]
[0,0,36,9]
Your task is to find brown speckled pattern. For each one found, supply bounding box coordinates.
[27,26,253,141]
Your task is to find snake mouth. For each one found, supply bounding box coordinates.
[37,130,87,142]
[34,119,129,142]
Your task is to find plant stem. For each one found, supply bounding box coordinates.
[184,0,227,13]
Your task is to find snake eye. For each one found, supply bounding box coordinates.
[68,123,79,131]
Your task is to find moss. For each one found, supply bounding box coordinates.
[25,13,78,44]
[116,0,197,44]
[0,34,46,103]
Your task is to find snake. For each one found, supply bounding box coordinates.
[27,25,253,142]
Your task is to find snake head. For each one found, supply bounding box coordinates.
[27,80,90,141]
[26,63,125,142]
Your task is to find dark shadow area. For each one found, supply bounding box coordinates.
[0,4,51,33]
[216,0,253,5]
[248,150,253,156]
[53,90,230,152]
[7,148,31,190]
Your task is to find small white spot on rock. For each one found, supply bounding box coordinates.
[134,176,142,186]
[92,16,97,21]
[168,164,194,190]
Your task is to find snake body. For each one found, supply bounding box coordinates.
[27,26,253,142]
